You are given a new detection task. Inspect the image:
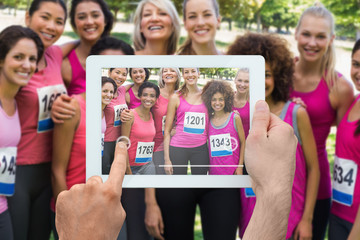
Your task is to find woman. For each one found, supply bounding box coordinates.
[0,25,43,240]
[177,0,221,55]
[228,32,320,240]
[133,0,180,55]
[328,40,360,240]
[290,5,354,239]
[152,67,181,174]
[7,0,67,239]
[232,68,250,138]
[125,67,150,109]
[62,0,113,95]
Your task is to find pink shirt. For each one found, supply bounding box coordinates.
[232,101,249,138]
[127,87,141,109]
[51,94,86,211]
[290,77,338,199]
[128,110,156,166]
[208,112,240,175]
[15,45,66,165]
[331,95,360,223]
[170,96,209,148]
[0,103,21,214]
[66,49,86,95]
[104,86,127,142]
[152,95,169,152]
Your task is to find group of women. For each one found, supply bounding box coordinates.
[0,0,359,239]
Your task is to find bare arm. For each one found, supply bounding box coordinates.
[61,57,72,88]
[163,94,179,175]
[348,207,360,240]
[331,76,354,125]
[243,100,297,240]
[234,114,245,175]
[144,188,164,240]
[51,98,80,205]
[120,113,134,174]
[59,40,79,58]
[294,107,320,240]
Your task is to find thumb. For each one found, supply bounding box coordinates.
[249,100,270,139]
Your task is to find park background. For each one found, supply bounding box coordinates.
[0,0,359,239]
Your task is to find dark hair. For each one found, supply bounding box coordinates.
[202,80,234,117]
[352,39,360,136]
[29,0,67,21]
[89,36,134,55]
[138,81,160,98]
[129,68,150,82]
[110,68,128,74]
[70,0,113,37]
[228,32,294,103]
[101,76,117,93]
[0,25,44,65]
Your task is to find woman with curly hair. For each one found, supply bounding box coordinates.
[133,0,180,55]
[228,32,320,240]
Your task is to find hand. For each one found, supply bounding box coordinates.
[51,94,76,124]
[120,109,133,123]
[291,97,307,108]
[170,127,176,137]
[293,219,312,240]
[234,166,243,175]
[56,142,127,240]
[145,203,164,240]
[164,159,173,175]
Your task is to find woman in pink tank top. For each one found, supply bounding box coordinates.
[228,33,320,240]
[290,5,354,239]
[328,40,360,240]
[125,68,150,109]
[0,25,43,240]
[61,0,114,95]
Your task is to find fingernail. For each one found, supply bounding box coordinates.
[255,100,267,112]
[117,142,127,149]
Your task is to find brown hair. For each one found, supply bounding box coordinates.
[202,80,234,117]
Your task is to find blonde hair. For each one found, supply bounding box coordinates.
[158,68,181,90]
[178,68,200,96]
[177,0,220,55]
[133,0,180,55]
[296,4,337,87]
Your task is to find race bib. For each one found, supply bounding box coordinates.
[209,133,232,157]
[113,104,128,127]
[333,156,357,206]
[135,142,154,163]
[37,84,67,132]
[162,116,166,135]
[0,147,17,196]
[245,188,256,198]
[101,133,104,157]
[184,112,205,134]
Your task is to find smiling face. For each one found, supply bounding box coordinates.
[140,87,157,109]
[140,3,172,42]
[183,0,220,46]
[131,68,146,84]
[25,2,66,49]
[101,82,114,106]
[0,38,38,87]
[351,49,360,91]
[162,68,178,85]
[234,71,249,94]
[265,63,274,99]
[182,68,199,86]
[74,1,105,43]
[211,92,225,113]
[109,68,127,87]
[295,15,334,63]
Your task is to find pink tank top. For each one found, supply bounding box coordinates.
[239,101,307,239]
[0,103,21,214]
[290,77,337,199]
[232,101,250,138]
[51,94,86,211]
[152,95,169,152]
[170,96,208,148]
[331,95,360,224]
[66,49,86,96]
[104,86,127,142]
[15,45,66,165]
[208,112,240,175]
[128,110,156,166]
[127,87,141,109]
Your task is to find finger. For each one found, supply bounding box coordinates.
[106,142,127,195]
[249,100,270,138]
[60,94,73,102]
[87,175,103,185]
[160,217,164,234]
[293,229,299,240]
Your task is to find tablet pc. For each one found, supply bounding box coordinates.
[86,55,264,187]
